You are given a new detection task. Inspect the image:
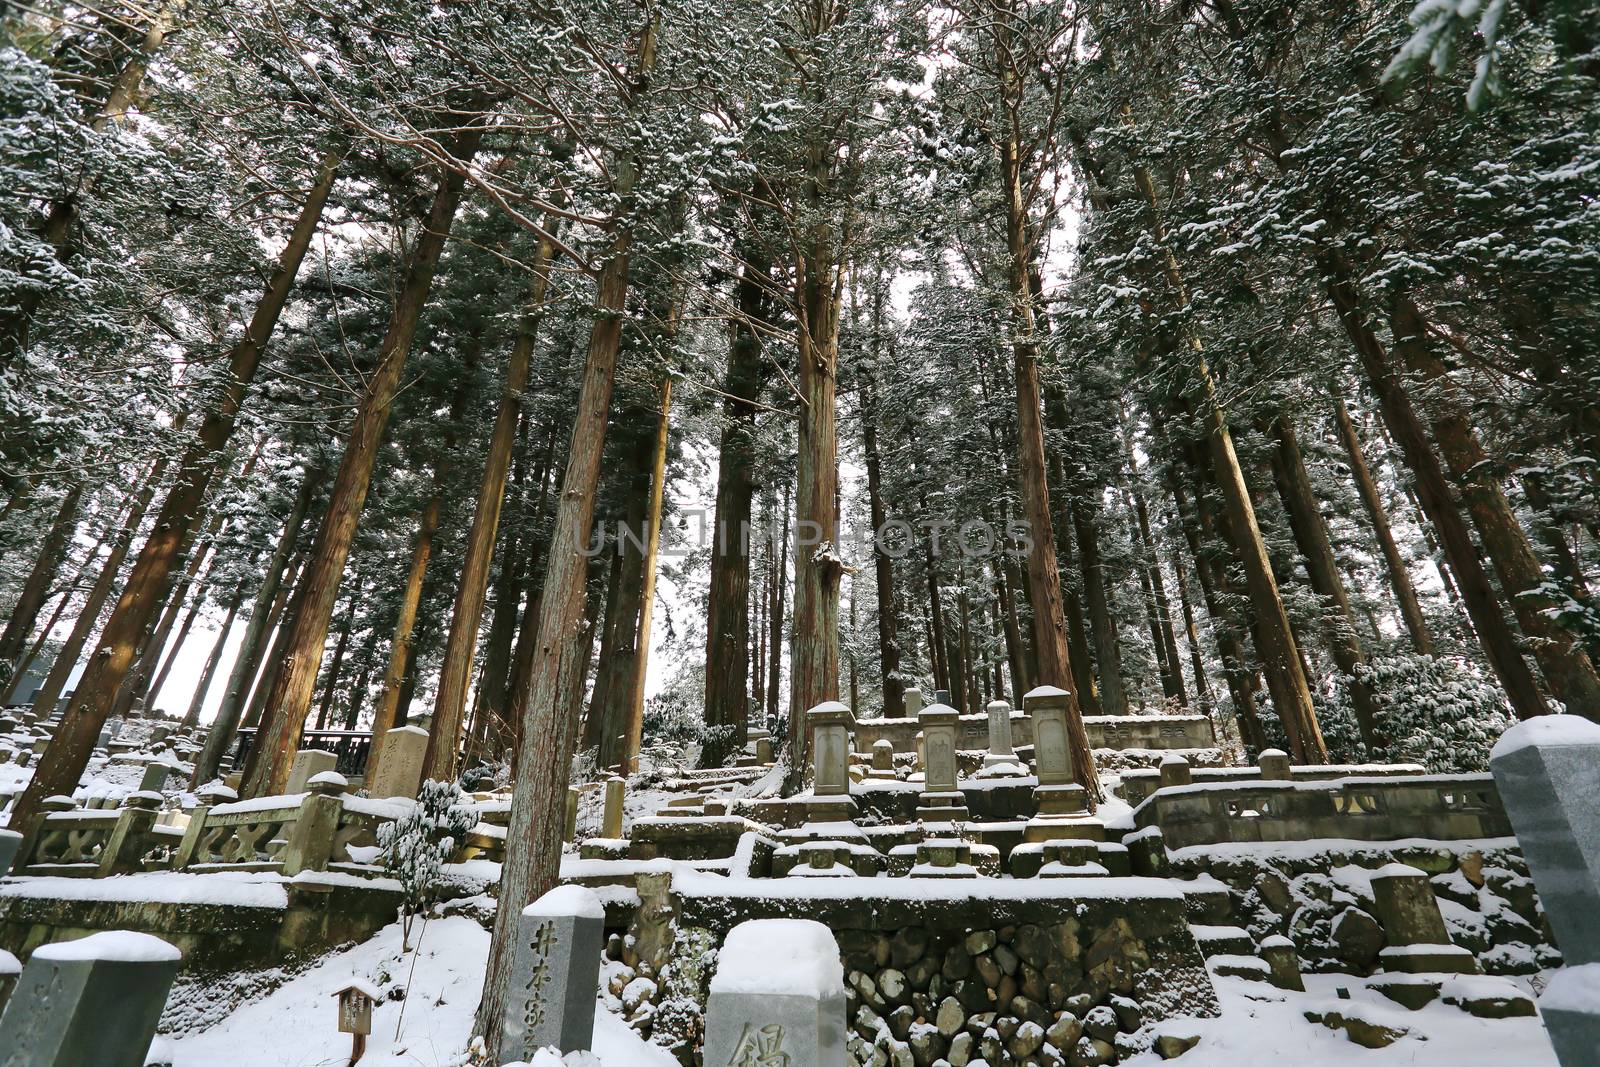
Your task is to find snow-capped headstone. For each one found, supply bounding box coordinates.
[1539,963,1600,1067]
[0,931,180,1067]
[983,699,1016,768]
[703,920,846,1067]
[902,686,924,719]
[807,701,855,797]
[1490,715,1600,966]
[500,885,605,1062]
[916,704,968,823]
[369,726,428,799]
[602,776,625,839]
[1159,754,1192,789]
[287,748,338,795]
[138,761,173,793]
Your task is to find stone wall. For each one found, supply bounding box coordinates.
[1167,838,1556,977]
[607,872,1219,1066]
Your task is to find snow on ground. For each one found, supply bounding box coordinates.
[163,916,676,1067]
[159,912,1559,1067]
[1123,972,1558,1067]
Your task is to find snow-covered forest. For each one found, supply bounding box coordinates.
[1,0,1598,1062]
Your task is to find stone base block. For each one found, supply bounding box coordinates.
[1023,813,1106,844]
[1377,944,1478,974]
[1034,783,1088,816]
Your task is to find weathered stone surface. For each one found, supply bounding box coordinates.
[1491,716,1600,965]
[703,920,847,1067]
[1331,907,1385,969]
[1540,963,1600,1067]
[368,726,427,799]
[500,885,605,1058]
[0,930,180,1067]
[285,749,337,794]
[1305,1008,1407,1048]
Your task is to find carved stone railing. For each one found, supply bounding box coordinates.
[11,781,502,881]
[1130,773,1513,850]
[1117,762,1430,806]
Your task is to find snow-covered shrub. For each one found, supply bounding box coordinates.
[1358,653,1515,772]
[376,778,477,949]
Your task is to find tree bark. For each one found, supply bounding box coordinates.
[477,24,656,1049]
[1266,412,1384,748]
[1317,250,1547,719]
[180,580,245,728]
[703,257,768,743]
[0,483,84,665]
[248,129,481,798]
[619,376,672,772]
[1073,500,1128,716]
[861,361,903,716]
[190,471,316,787]
[425,228,560,781]
[1389,293,1600,719]
[1330,393,1433,655]
[10,149,340,828]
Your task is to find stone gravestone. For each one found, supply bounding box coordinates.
[1491,715,1600,1066]
[368,726,428,799]
[1022,686,1097,842]
[499,885,605,1061]
[916,704,968,824]
[287,749,338,794]
[0,930,181,1067]
[902,686,924,718]
[703,919,846,1067]
[138,760,175,794]
[1258,749,1293,782]
[982,699,1019,770]
[804,702,857,823]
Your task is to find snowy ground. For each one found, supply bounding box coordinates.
[155,913,1557,1067]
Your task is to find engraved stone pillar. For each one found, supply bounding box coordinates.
[1258,748,1292,781]
[499,885,606,1060]
[983,699,1017,769]
[916,703,968,824]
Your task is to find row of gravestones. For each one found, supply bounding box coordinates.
[0,882,848,1067]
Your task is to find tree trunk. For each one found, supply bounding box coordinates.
[703,257,767,743]
[862,362,903,716]
[248,129,482,798]
[1129,155,1325,762]
[585,436,650,769]
[0,483,84,665]
[1267,412,1384,749]
[314,596,356,730]
[180,579,245,727]
[1073,500,1129,716]
[998,124,1097,794]
[425,227,560,781]
[10,149,340,827]
[477,25,656,1049]
[1317,250,1547,719]
[190,467,317,786]
[766,481,789,724]
[1172,552,1214,713]
[1330,393,1433,655]
[1389,293,1600,719]
[1121,424,1188,707]
[619,376,672,772]
[22,459,167,724]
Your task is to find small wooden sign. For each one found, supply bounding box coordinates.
[332,983,374,1065]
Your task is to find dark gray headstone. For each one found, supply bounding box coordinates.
[1490,715,1600,966]
[703,920,846,1067]
[0,829,19,876]
[1540,964,1600,1067]
[0,931,180,1067]
[499,885,605,1061]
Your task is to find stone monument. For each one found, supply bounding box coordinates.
[703,919,847,1067]
[1491,715,1600,1066]
[804,701,858,823]
[916,703,968,824]
[0,931,181,1067]
[368,725,427,799]
[1022,686,1099,843]
[499,885,606,1060]
[287,749,339,794]
[602,776,626,839]
[981,698,1023,772]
